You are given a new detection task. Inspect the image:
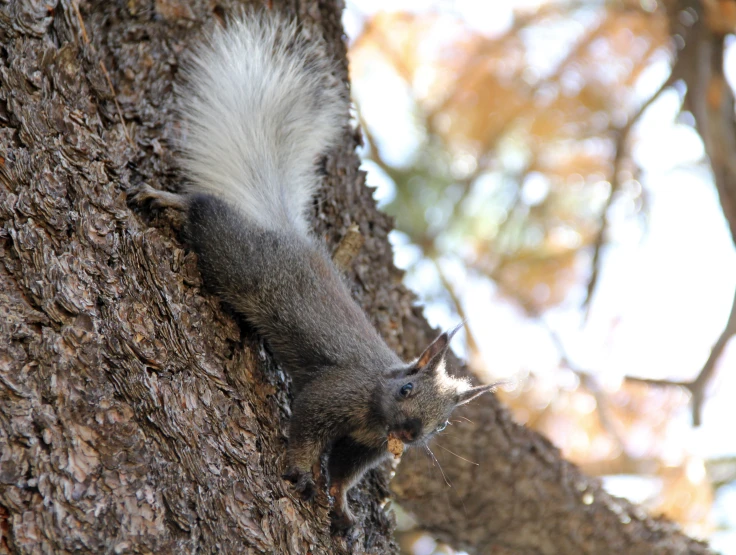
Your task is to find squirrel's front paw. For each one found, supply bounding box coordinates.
[282,468,317,502]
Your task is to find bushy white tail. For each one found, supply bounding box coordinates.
[179,10,348,234]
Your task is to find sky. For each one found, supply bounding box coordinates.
[344,0,736,553]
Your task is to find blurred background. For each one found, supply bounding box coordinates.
[343,0,736,553]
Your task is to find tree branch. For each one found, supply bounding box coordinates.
[583,74,676,316]
[626,284,736,426]
[433,258,483,366]
[626,0,736,426]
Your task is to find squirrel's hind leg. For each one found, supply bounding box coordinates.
[329,481,357,531]
[327,437,390,531]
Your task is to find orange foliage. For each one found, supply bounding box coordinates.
[349,2,719,540]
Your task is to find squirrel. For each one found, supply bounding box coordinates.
[133,9,498,530]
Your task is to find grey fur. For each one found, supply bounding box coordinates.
[135,9,497,530]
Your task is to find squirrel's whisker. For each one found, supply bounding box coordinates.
[434,442,479,466]
[424,445,452,488]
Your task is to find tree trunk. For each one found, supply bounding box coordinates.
[0,1,714,554]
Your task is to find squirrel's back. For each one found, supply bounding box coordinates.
[179,10,348,235]
[177,10,397,380]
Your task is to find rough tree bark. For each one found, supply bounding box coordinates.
[0,1,716,554]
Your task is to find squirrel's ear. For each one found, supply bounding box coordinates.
[455,382,500,406]
[412,323,464,374]
[415,332,449,371]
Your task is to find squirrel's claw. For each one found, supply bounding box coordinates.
[330,508,357,532]
[282,468,317,502]
[128,184,187,211]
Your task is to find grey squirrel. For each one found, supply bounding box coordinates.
[133,9,498,530]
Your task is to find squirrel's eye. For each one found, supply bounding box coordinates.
[436,420,448,433]
[399,383,413,398]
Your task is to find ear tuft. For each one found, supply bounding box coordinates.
[455,382,502,406]
[446,321,465,341]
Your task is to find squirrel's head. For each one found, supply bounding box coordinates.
[381,325,497,446]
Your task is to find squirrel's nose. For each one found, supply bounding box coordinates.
[397,430,416,442]
[396,418,422,443]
